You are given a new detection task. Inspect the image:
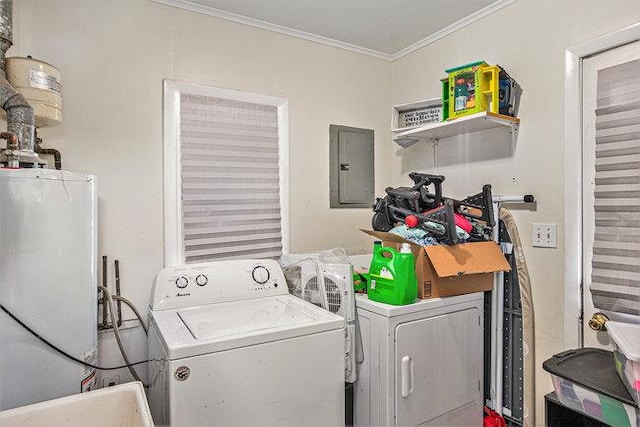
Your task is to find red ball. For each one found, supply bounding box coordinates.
[405,215,419,228]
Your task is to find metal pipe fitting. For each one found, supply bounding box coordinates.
[0,129,17,167]
[0,130,17,149]
[36,147,62,170]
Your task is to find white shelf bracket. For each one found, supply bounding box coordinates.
[511,124,519,182]
[432,138,439,172]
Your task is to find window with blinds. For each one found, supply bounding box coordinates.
[164,82,288,265]
[589,58,640,317]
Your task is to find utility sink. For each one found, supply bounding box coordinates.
[0,382,154,427]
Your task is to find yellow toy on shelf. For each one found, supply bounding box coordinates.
[446,61,501,120]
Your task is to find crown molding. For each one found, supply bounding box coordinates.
[390,0,518,61]
[149,0,392,60]
[150,0,518,61]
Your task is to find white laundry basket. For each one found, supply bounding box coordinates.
[0,382,154,427]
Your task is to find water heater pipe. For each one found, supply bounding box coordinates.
[0,0,42,167]
[35,136,62,170]
[0,130,16,148]
[0,130,16,167]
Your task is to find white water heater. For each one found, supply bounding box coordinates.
[0,169,97,411]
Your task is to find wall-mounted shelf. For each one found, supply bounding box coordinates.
[393,111,520,148]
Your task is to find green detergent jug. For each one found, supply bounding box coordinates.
[367,243,418,305]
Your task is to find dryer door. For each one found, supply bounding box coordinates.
[394,307,482,426]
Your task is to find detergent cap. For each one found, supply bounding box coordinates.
[400,243,412,254]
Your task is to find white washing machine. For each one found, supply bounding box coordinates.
[148,259,345,426]
[354,292,484,426]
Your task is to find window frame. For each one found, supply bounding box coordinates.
[163,80,290,267]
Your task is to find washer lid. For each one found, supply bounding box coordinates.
[151,294,344,360]
[179,297,315,340]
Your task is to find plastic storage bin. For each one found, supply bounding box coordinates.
[543,348,639,426]
[607,321,640,407]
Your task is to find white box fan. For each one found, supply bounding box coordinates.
[280,250,361,383]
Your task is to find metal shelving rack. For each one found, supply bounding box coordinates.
[490,195,534,427]
[499,221,525,426]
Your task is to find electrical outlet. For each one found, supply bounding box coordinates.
[532,223,557,248]
[103,376,120,388]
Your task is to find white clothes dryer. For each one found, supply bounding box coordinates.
[148,259,345,426]
[354,292,484,426]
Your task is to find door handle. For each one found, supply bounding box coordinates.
[401,356,413,398]
[588,312,609,331]
[340,163,350,171]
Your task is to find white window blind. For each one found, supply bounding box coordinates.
[590,58,640,316]
[176,92,285,263]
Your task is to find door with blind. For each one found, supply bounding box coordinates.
[582,41,640,348]
[164,81,289,266]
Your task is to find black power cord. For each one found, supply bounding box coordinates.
[0,303,155,371]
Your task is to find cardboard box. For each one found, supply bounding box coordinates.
[362,230,511,299]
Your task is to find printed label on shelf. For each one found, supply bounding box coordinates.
[399,108,441,127]
[29,69,62,94]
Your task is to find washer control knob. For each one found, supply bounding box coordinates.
[252,266,270,285]
[175,276,188,289]
[195,274,208,286]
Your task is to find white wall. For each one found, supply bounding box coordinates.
[11,0,640,420]
[391,0,640,421]
[12,0,391,384]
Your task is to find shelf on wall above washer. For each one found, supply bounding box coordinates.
[392,111,520,148]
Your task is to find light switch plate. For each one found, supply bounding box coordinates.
[532,223,557,248]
